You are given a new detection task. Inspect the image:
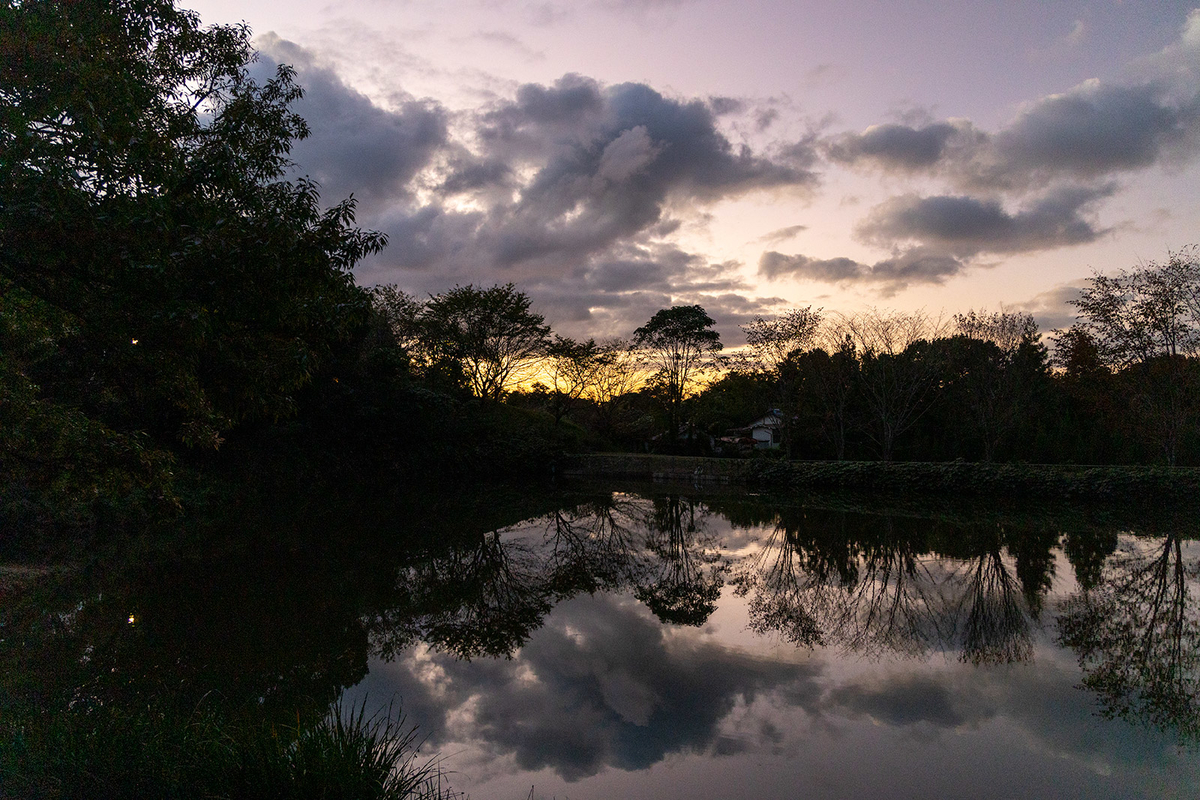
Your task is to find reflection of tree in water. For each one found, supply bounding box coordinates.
[1058,533,1200,741]
[542,497,646,595]
[733,510,945,658]
[371,529,552,660]
[947,546,1032,665]
[832,518,943,657]
[370,493,729,660]
[633,495,728,626]
[733,510,1054,663]
[734,525,826,647]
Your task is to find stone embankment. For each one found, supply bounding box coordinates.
[559,453,1200,500]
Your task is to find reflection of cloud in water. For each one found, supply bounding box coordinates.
[351,588,1197,796]
[355,591,822,781]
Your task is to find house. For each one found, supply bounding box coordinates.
[747,409,784,449]
[724,409,783,452]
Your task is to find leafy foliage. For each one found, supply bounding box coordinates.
[420,283,551,401]
[634,305,722,442]
[1,0,386,526]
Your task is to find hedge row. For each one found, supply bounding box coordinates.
[560,454,1200,500]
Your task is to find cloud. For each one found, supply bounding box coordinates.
[473,30,546,61]
[755,225,808,245]
[758,185,1110,294]
[759,249,967,295]
[830,80,1200,190]
[855,185,1113,256]
[1015,283,1087,332]
[255,36,450,212]
[828,13,1200,191]
[826,122,964,171]
[983,81,1200,186]
[398,76,816,279]
[340,73,819,337]
[828,674,968,728]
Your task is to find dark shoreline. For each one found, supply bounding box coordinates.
[560,453,1200,500]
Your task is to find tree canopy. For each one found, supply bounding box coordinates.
[1,0,384,522]
[634,305,722,440]
[420,283,551,401]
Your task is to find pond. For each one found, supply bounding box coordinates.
[4,482,1199,798]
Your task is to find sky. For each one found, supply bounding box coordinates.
[186,0,1200,344]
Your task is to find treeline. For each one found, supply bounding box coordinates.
[688,258,1200,466]
[352,244,1200,471]
[4,1,1200,536]
[389,249,1200,468]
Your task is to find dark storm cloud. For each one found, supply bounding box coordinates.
[856,186,1113,255]
[255,37,449,211]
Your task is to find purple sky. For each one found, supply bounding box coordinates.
[189,0,1200,343]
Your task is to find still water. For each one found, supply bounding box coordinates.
[6,483,1199,798]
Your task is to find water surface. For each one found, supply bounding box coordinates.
[4,483,1198,798]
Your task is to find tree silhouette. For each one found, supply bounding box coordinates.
[634,306,722,444]
[420,283,551,401]
[633,495,727,626]
[1058,533,1200,741]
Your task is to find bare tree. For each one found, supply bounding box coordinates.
[741,307,824,374]
[543,335,604,423]
[834,309,948,461]
[590,338,645,435]
[953,308,1039,354]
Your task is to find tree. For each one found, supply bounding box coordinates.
[835,310,948,461]
[589,338,645,438]
[1071,248,1200,367]
[741,307,823,456]
[0,0,381,525]
[1,0,384,521]
[789,336,858,460]
[634,305,723,442]
[420,284,551,402]
[741,307,823,375]
[543,335,603,424]
[1067,249,1200,464]
[940,310,1049,461]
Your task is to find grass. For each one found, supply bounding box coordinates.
[0,698,463,800]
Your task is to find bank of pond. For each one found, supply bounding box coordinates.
[562,453,1200,499]
[2,481,1197,798]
